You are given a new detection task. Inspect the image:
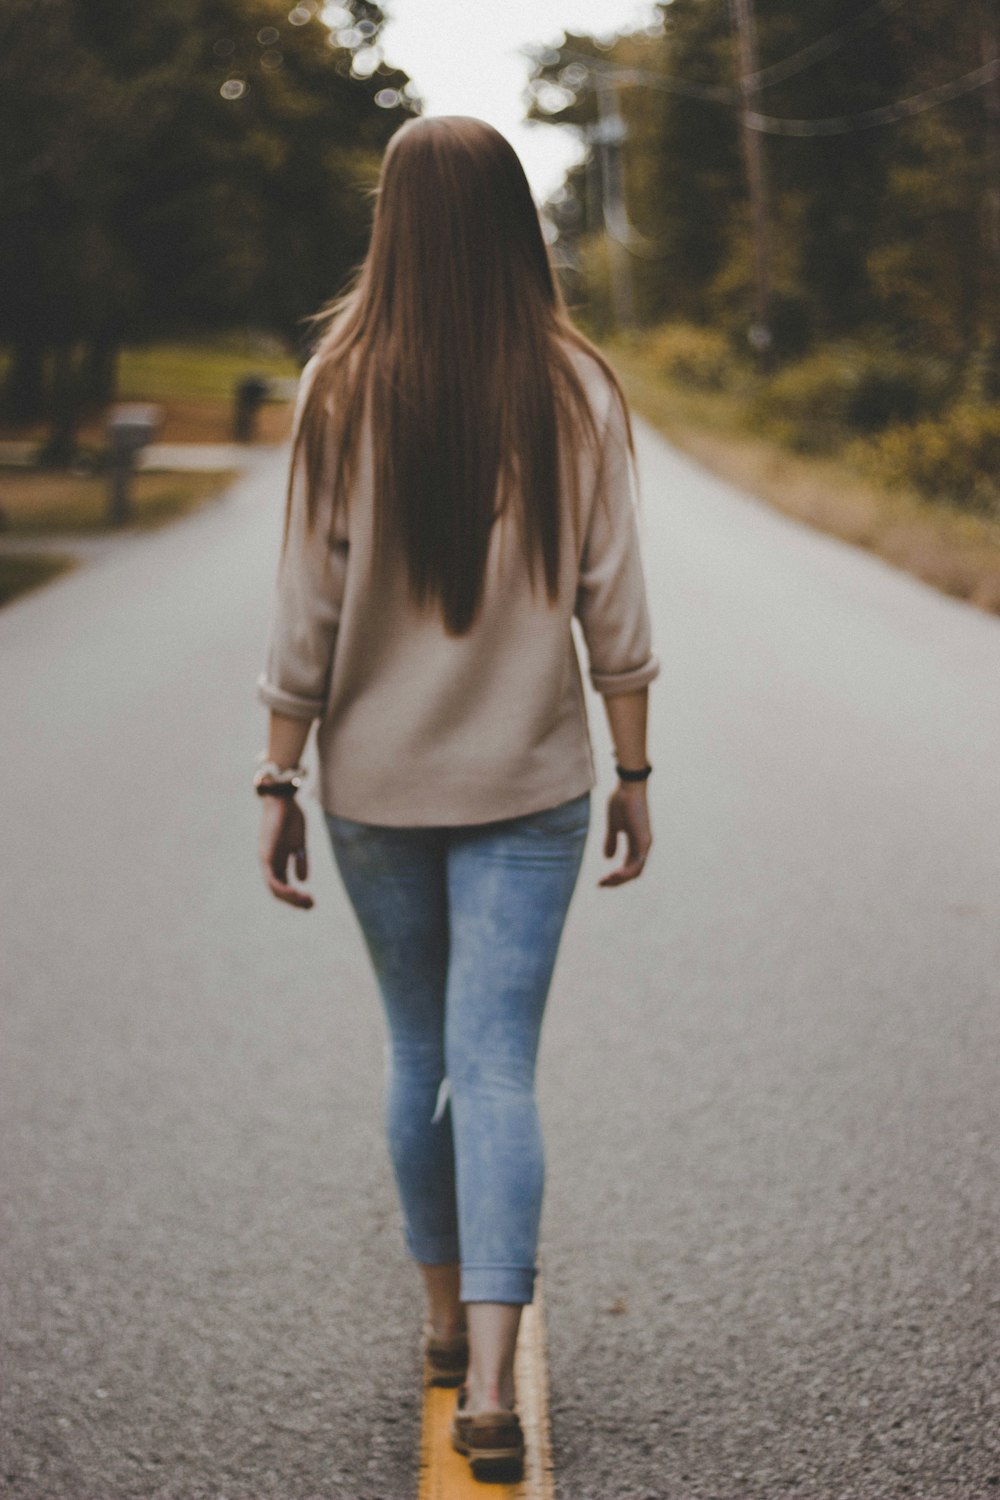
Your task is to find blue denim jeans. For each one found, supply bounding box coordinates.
[324,792,590,1304]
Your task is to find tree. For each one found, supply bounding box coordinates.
[0,0,415,455]
[527,0,1000,364]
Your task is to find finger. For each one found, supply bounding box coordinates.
[604,824,618,859]
[296,845,308,880]
[268,837,299,878]
[620,852,648,881]
[266,870,314,909]
[599,852,647,887]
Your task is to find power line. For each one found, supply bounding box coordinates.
[546,50,1000,261]
[527,44,740,105]
[537,18,997,283]
[561,54,1000,137]
[747,55,1000,134]
[530,2,911,105]
[546,49,737,104]
[747,0,910,90]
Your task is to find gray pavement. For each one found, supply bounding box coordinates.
[137,443,256,471]
[1,422,998,1499]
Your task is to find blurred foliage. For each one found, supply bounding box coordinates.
[751,339,955,452]
[642,322,740,392]
[627,315,1000,511]
[0,466,237,532]
[532,0,1000,352]
[116,338,299,400]
[0,551,78,607]
[847,404,1000,513]
[530,0,1000,509]
[0,0,414,455]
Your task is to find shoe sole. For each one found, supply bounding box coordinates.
[426,1366,465,1388]
[452,1441,525,1482]
[423,1333,468,1388]
[450,1426,525,1479]
[469,1454,525,1481]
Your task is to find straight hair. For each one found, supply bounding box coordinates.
[285,114,635,636]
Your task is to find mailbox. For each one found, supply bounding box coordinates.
[106,403,162,524]
[233,374,271,442]
[108,404,161,454]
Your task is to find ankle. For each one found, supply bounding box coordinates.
[428,1312,467,1339]
[465,1374,516,1411]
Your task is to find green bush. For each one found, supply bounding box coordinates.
[753,341,952,453]
[847,403,1000,513]
[641,323,739,392]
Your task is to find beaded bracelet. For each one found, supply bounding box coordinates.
[254,753,307,796]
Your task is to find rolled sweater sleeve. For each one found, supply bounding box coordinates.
[256,356,347,721]
[574,387,660,696]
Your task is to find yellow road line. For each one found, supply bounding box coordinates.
[417,1271,555,1500]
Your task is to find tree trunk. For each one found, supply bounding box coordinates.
[729,0,774,367]
[80,333,119,411]
[983,19,995,310]
[38,343,81,468]
[2,340,47,426]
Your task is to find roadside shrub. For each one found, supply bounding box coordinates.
[958,336,1000,404]
[753,342,952,453]
[642,322,738,392]
[848,403,1000,513]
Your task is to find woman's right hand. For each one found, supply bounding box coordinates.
[259,794,314,909]
[599,783,652,887]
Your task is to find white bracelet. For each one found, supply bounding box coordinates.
[254,753,307,789]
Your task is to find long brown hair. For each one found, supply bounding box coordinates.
[286,114,634,636]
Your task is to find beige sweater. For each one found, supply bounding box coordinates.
[257,345,659,825]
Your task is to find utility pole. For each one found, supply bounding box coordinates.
[981,13,1000,268]
[592,70,636,330]
[729,0,773,362]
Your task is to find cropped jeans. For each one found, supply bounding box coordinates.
[324,791,590,1305]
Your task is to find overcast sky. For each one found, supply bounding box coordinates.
[377,0,661,202]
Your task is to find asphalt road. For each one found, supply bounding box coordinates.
[1,424,998,1500]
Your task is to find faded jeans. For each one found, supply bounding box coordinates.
[324,791,590,1304]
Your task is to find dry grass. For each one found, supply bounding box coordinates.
[0,551,78,607]
[608,340,1000,617]
[0,468,239,534]
[0,397,293,447]
[97,396,292,445]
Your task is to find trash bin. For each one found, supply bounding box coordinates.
[233,374,271,443]
[106,404,162,525]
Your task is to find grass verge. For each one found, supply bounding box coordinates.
[606,337,1000,617]
[0,551,78,607]
[0,334,299,445]
[0,468,239,534]
[116,336,299,401]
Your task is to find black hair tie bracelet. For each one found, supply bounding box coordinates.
[615,763,652,783]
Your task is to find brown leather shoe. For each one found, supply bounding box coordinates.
[449,1383,525,1480]
[422,1322,469,1387]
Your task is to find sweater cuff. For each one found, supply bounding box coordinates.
[256,673,325,721]
[590,654,660,696]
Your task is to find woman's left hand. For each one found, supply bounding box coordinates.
[258,796,314,909]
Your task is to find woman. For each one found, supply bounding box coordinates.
[254,114,658,1480]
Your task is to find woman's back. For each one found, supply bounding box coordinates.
[257,338,659,824]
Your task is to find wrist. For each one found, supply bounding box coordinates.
[254,753,307,797]
[257,780,299,800]
[614,760,652,784]
[615,778,648,797]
